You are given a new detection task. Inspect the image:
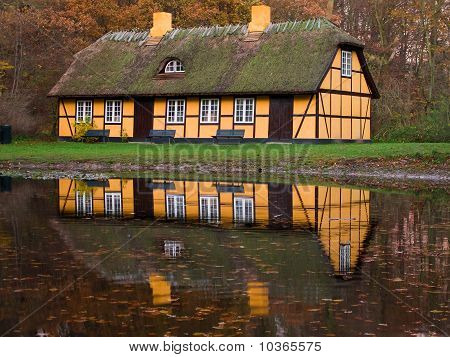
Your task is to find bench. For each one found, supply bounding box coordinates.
[213,130,245,144]
[83,130,110,142]
[147,130,176,144]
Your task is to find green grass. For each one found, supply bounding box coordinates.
[0,141,448,166]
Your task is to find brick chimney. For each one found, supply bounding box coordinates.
[150,12,173,38]
[248,5,271,33]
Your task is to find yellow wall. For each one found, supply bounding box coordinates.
[317,48,372,140]
[58,99,134,138]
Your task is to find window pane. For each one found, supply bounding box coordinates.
[342,51,352,77]
[235,99,244,123]
[201,99,219,123]
[77,101,92,123]
[165,60,184,73]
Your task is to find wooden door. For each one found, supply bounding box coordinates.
[269,96,294,140]
[268,183,292,228]
[134,98,154,139]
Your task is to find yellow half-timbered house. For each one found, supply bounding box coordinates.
[49,5,379,143]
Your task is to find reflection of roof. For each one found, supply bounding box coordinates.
[50,218,335,303]
[48,18,372,97]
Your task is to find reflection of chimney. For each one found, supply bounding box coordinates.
[248,5,271,33]
[150,12,172,38]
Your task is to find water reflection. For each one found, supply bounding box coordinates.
[0,176,448,337]
[58,178,371,277]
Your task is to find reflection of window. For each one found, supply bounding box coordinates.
[105,192,122,217]
[341,50,352,78]
[164,240,183,258]
[76,191,92,216]
[234,197,254,223]
[200,196,219,222]
[166,194,185,219]
[339,243,351,273]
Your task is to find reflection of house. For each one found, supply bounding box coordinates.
[58,178,371,276]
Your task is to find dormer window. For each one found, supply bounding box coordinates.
[165,60,184,73]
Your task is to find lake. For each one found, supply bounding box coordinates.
[0,176,448,336]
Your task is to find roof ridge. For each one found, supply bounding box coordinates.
[99,17,340,43]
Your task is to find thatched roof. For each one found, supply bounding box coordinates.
[49,18,377,97]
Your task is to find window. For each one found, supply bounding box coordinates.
[165,60,185,73]
[200,99,220,123]
[105,100,122,124]
[234,197,254,224]
[234,98,254,123]
[167,99,185,124]
[105,192,122,217]
[76,191,92,217]
[200,196,219,222]
[76,100,92,123]
[166,194,185,219]
[341,50,352,78]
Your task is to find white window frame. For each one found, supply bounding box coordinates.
[105,100,122,124]
[166,99,186,124]
[105,192,122,217]
[76,191,93,217]
[234,197,254,224]
[341,50,352,78]
[200,99,220,123]
[200,196,219,222]
[76,100,93,124]
[234,98,255,124]
[165,60,185,73]
[166,194,185,219]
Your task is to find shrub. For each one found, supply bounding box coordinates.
[72,121,93,142]
[376,96,449,142]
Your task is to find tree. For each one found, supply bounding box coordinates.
[0,61,14,95]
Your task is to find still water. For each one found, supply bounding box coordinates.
[0,176,448,336]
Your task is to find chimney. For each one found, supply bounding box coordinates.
[326,0,335,19]
[248,5,271,33]
[150,12,172,38]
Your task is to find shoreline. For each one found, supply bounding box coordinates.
[1,157,448,192]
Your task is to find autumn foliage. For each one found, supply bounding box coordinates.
[0,0,448,140]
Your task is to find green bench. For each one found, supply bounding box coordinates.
[147,130,176,144]
[83,129,110,142]
[213,129,245,144]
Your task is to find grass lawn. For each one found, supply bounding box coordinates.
[0,141,448,166]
